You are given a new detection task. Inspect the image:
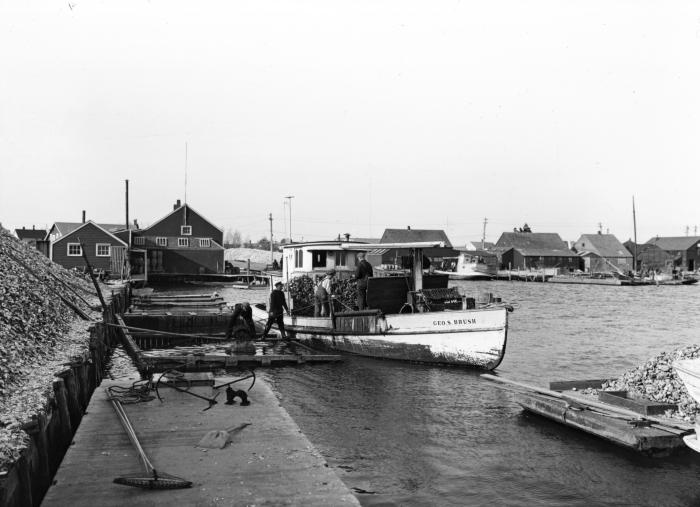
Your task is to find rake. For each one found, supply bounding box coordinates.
[106,388,193,489]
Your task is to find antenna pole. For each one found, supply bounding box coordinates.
[285,196,294,243]
[632,196,638,273]
[125,179,129,231]
[482,217,488,250]
[269,213,274,264]
[184,142,188,204]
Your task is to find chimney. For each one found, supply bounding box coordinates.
[133,219,139,229]
[32,225,35,230]
[82,210,86,223]
[174,199,181,211]
[344,233,350,241]
[407,225,411,230]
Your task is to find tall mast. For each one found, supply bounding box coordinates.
[632,196,638,272]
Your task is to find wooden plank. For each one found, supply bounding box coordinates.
[598,391,677,416]
[549,379,608,391]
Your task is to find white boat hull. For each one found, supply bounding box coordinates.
[673,359,700,452]
[253,306,508,369]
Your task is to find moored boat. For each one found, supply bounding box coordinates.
[253,240,513,369]
[672,359,700,451]
[433,250,498,280]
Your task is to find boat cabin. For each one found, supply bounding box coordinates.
[280,241,373,282]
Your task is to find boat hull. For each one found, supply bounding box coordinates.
[253,306,508,370]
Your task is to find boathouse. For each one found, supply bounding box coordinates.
[130,200,225,275]
[46,220,128,272]
[644,236,700,271]
[379,228,456,267]
[572,233,632,273]
[15,226,47,246]
[623,241,674,272]
[495,231,581,271]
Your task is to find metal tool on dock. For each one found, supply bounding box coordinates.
[198,422,251,449]
[106,388,192,489]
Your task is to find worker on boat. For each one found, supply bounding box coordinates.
[263,281,290,340]
[354,252,373,310]
[314,269,335,317]
[225,301,256,340]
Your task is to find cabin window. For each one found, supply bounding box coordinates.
[335,251,347,267]
[312,251,327,268]
[294,250,303,268]
[178,238,189,247]
[181,225,192,236]
[96,244,111,257]
[199,238,211,247]
[156,237,168,247]
[67,243,82,256]
[133,236,145,246]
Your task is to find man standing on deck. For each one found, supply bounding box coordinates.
[225,301,256,340]
[314,269,336,316]
[263,281,290,340]
[355,252,373,310]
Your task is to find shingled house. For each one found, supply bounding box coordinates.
[379,227,456,267]
[495,231,581,272]
[130,200,225,275]
[623,241,674,272]
[645,236,700,271]
[572,233,632,273]
[46,221,127,272]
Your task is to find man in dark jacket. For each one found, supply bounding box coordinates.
[263,281,290,339]
[355,252,374,310]
[225,301,256,340]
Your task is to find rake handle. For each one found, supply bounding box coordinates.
[106,389,155,473]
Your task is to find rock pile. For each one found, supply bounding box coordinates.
[0,228,99,470]
[600,345,700,421]
[287,274,357,316]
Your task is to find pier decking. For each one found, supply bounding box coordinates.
[42,376,360,506]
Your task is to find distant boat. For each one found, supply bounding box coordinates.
[254,240,514,369]
[672,359,700,452]
[433,250,498,280]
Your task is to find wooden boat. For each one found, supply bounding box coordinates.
[253,241,513,369]
[433,250,498,280]
[672,359,700,451]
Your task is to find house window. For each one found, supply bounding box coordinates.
[312,251,327,268]
[294,250,303,268]
[133,236,145,246]
[181,225,192,236]
[96,244,111,257]
[335,251,347,267]
[199,238,211,247]
[156,237,168,247]
[67,243,82,256]
[178,238,189,247]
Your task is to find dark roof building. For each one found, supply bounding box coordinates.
[572,233,632,273]
[47,220,128,273]
[645,236,700,271]
[15,226,47,242]
[130,200,225,275]
[624,241,674,272]
[495,231,580,271]
[379,228,455,265]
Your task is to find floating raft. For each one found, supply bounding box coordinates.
[115,316,342,373]
[483,375,694,457]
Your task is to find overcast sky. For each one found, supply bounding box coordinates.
[1,1,699,245]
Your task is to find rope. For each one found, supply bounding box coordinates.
[106,380,155,404]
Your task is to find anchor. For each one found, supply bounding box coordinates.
[154,370,220,411]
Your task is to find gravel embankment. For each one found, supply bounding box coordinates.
[0,228,101,470]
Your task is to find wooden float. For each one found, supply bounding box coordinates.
[482,375,694,457]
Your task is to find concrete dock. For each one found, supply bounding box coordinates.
[42,376,359,506]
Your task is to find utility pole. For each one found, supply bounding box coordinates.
[598,222,603,234]
[686,225,690,236]
[482,218,488,250]
[695,225,698,236]
[285,195,294,243]
[269,213,274,264]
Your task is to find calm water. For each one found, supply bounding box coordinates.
[160,281,700,506]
